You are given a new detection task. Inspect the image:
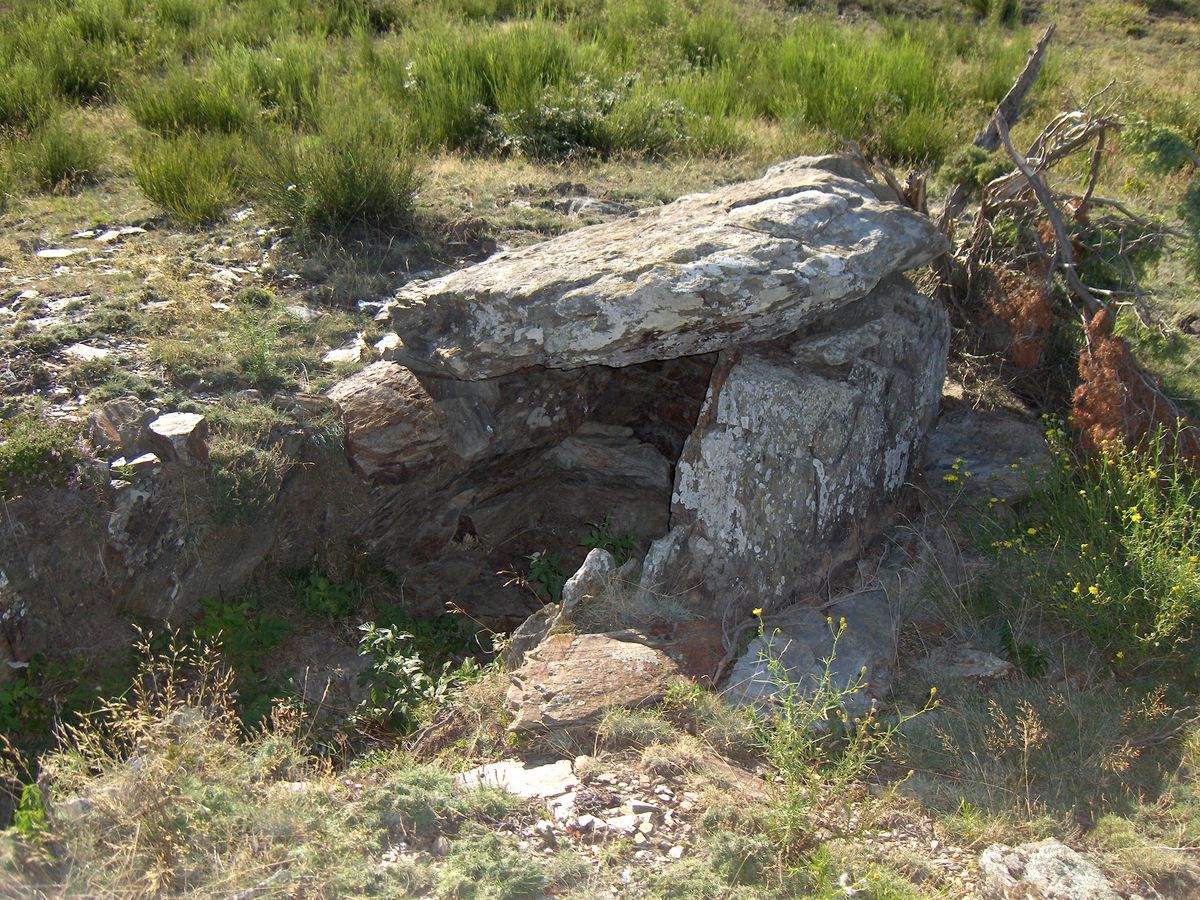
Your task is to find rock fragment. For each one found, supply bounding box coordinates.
[147,412,209,466]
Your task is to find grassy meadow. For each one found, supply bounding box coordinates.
[1,0,1200,896]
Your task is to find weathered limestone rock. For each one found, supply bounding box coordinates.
[642,277,949,619]
[147,412,209,466]
[978,839,1118,900]
[379,156,947,379]
[506,633,680,732]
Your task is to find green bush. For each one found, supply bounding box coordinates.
[251,95,419,237]
[987,424,1200,666]
[16,118,103,191]
[133,131,243,225]
[0,415,91,493]
[127,67,258,136]
[355,623,489,733]
[1124,122,1198,174]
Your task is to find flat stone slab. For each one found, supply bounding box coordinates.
[379,156,946,379]
[506,633,680,732]
[458,759,578,799]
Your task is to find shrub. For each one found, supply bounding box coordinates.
[133,131,243,225]
[16,119,103,191]
[993,423,1200,665]
[251,97,419,237]
[751,619,937,855]
[0,415,91,494]
[1123,122,1198,174]
[0,62,56,132]
[126,67,257,136]
[355,623,490,733]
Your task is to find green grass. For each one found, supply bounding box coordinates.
[126,65,258,136]
[976,424,1200,669]
[132,131,243,225]
[0,0,1050,240]
[0,62,57,132]
[14,118,104,192]
[250,91,419,237]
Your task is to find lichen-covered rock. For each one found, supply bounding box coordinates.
[642,277,948,619]
[379,156,947,379]
[978,839,1118,900]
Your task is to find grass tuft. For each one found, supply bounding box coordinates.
[15,118,103,192]
[133,131,243,226]
[251,92,419,236]
[126,67,258,136]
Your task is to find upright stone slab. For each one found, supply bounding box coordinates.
[641,277,949,619]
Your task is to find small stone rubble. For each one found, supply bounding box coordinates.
[456,755,755,876]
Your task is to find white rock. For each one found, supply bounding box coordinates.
[64,343,111,362]
[979,839,1118,900]
[94,226,146,244]
[457,759,578,800]
[147,412,209,466]
[36,248,84,259]
[323,336,366,365]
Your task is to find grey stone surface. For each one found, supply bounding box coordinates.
[724,589,897,711]
[979,839,1119,900]
[642,277,949,619]
[922,408,1051,506]
[379,156,947,379]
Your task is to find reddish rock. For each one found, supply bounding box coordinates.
[506,633,680,732]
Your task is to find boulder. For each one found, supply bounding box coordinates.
[326,361,606,484]
[724,589,897,711]
[922,409,1051,507]
[642,277,949,619]
[506,633,680,732]
[147,412,209,466]
[88,397,156,456]
[379,156,947,379]
[978,839,1118,900]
